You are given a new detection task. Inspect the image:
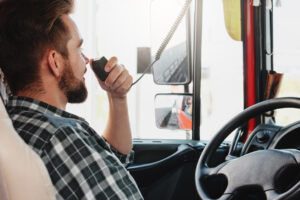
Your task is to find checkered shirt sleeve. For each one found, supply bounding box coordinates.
[104,138,134,166]
[43,126,143,200]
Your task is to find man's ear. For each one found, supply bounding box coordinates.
[47,50,64,78]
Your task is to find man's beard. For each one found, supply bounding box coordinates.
[59,61,88,103]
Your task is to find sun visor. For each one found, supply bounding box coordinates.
[223,0,242,41]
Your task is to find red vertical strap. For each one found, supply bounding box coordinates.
[244,0,256,140]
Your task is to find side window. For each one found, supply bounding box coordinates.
[67,0,192,140]
[200,0,244,140]
[273,0,300,125]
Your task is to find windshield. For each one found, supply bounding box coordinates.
[67,0,243,141]
[273,0,300,125]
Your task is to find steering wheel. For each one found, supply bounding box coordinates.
[195,97,300,200]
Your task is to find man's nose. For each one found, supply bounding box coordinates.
[82,53,89,64]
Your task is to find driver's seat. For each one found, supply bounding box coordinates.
[0,70,55,200]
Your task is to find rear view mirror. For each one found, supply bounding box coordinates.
[155,94,192,130]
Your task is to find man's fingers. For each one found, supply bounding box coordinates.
[105,57,118,72]
[105,64,124,87]
[89,56,132,97]
[111,68,128,90]
[115,75,133,94]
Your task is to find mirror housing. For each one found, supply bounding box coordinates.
[150,0,192,85]
[155,94,192,130]
[152,42,191,85]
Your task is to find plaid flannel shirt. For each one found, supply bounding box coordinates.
[6,96,143,200]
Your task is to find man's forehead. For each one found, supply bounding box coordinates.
[61,15,77,32]
[61,15,82,45]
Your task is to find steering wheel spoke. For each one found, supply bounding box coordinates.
[265,190,280,200]
[283,149,300,163]
[217,193,232,200]
[225,154,237,161]
[203,161,229,176]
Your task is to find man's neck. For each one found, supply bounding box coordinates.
[17,89,67,110]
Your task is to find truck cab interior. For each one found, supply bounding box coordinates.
[128,0,300,199]
[1,0,300,200]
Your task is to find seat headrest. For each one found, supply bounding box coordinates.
[0,68,55,200]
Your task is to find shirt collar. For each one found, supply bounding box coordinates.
[6,96,85,121]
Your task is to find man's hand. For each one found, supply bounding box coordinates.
[90,56,133,154]
[90,57,133,99]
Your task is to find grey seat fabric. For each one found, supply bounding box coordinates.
[0,168,8,200]
[0,69,55,200]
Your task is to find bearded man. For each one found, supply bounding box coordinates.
[0,0,143,199]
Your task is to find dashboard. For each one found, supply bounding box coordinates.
[240,121,300,155]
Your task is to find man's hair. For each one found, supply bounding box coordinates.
[0,0,74,94]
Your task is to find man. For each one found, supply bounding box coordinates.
[0,0,143,199]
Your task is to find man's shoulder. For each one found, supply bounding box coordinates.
[8,109,84,153]
[9,108,78,130]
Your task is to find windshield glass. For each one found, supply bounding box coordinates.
[67,0,243,141]
[200,0,243,140]
[273,0,300,125]
[68,0,190,140]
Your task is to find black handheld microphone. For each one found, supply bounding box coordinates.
[91,57,110,81]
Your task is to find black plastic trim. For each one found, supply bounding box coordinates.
[192,0,203,140]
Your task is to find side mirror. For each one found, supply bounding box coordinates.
[152,42,191,85]
[150,0,192,85]
[155,94,192,130]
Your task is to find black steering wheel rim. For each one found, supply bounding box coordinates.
[195,97,300,200]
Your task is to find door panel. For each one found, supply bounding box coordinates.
[128,140,229,200]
